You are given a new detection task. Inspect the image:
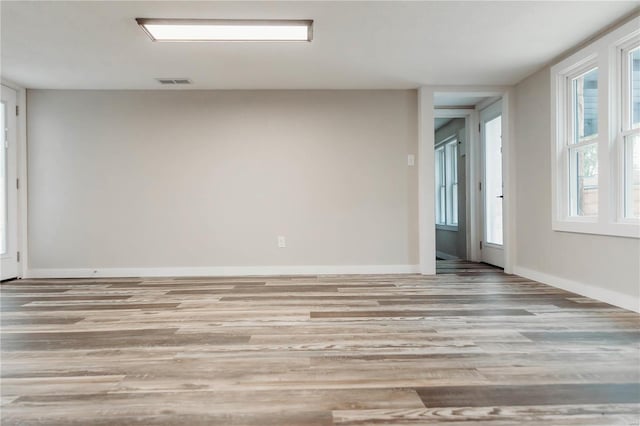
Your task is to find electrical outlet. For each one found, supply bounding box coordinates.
[407,154,415,166]
[277,236,286,248]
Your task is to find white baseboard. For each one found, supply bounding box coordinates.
[513,265,640,313]
[435,250,459,260]
[25,264,420,279]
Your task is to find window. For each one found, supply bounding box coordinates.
[435,146,446,225]
[622,44,640,219]
[551,16,639,238]
[628,47,640,129]
[435,138,458,228]
[448,141,458,226]
[569,67,599,217]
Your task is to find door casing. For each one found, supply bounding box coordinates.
[419,86,516,275]
[1,84,19,280]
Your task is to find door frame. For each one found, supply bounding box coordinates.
[1,79,28,279]
[433,108,479,263]
[418,86,516,275]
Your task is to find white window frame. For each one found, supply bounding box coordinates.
[567,64,600,219]
[435,145,447,226]
[618,38,640,222]
[551,16,640,238]
[435,136,458,230]
[447,140,458,226]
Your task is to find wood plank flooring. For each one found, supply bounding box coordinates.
[1,260,639,425]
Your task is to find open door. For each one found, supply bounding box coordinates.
[1,85,19,280]
[480,100,504,268]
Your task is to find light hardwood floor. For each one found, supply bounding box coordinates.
[1,261,639,425]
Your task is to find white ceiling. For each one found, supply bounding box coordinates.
[1,1,638,90]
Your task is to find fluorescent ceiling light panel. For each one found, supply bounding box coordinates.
[136,19,313,42]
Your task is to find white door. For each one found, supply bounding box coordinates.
[1,85,19,280]
[480,101,504,268]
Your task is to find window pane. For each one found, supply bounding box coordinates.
[446,140,458,226]
[435,148,446,224]
[450,143,458,225]
[450,142,458,184]
[439,187,446,224]
[625,134,640,218]
[570,143,598,216]
[572,68,598,143]
[631,47,640,129]
[451,183,458,226]
[1,102,5,255]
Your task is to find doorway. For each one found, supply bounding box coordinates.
[434,117,467,261]
[1,85,19,280]
[480,100,504,268]
[420,88,513,275]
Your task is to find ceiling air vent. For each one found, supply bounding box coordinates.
[156,78,192,85]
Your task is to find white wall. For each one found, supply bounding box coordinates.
[27,90,419,276]
[514,68,640,311]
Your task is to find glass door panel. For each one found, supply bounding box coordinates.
[484,115,503,246]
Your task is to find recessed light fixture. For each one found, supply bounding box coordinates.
[136,18,313,42]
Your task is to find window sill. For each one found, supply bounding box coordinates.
[436,224,459,232]
[552,219,640,239]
